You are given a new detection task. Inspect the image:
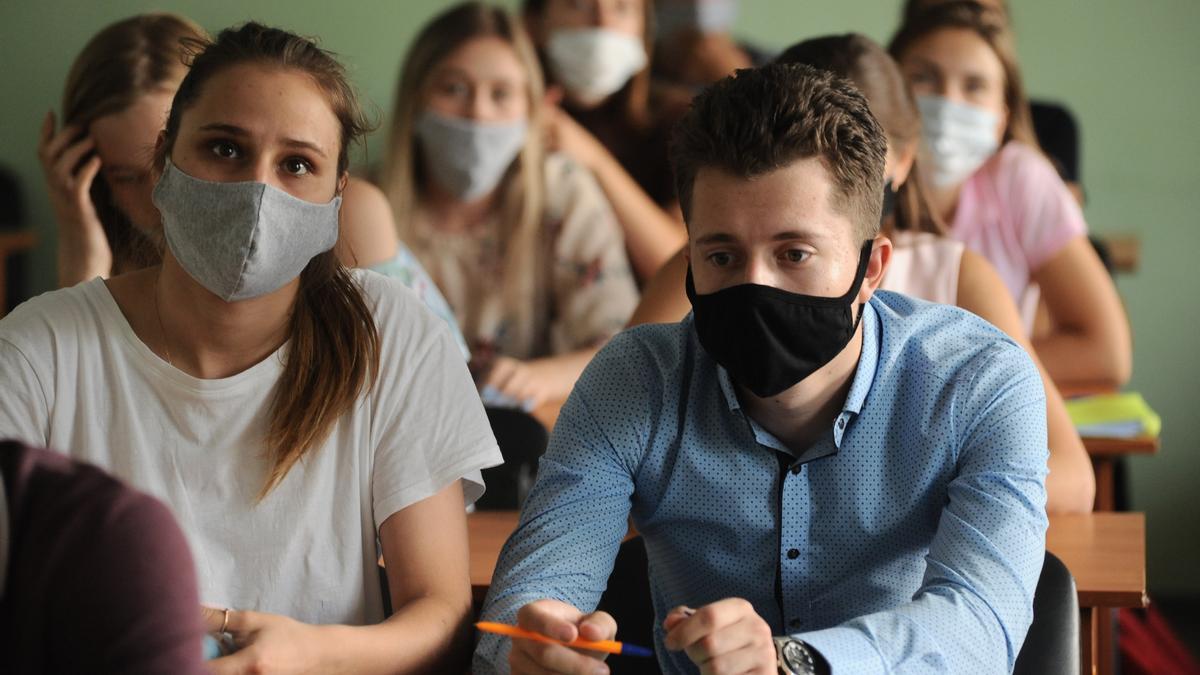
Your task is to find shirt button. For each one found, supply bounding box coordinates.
[787,548,800,559]
[789,618,802,629]
[791,464,802,475]
[837,418,845,429]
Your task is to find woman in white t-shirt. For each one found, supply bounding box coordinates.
[0,22,502,673]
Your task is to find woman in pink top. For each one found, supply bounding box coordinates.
[628,32,1095,513]
[890,1,1131,388]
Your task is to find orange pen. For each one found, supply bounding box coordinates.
[475,621,655,658]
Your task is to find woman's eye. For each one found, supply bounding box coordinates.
[283,157,312,176]
[439,81,469,98]
[210,141,240,159]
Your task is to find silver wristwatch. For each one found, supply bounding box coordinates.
[774,636,818,675]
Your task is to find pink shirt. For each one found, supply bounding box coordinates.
[949,141,1087,332]
[881,231,965,307]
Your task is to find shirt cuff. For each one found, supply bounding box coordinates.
[792,625,886,674]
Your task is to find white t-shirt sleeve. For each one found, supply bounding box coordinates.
[0,335,51,447]
[362,273,503,529]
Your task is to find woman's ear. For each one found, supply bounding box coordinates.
[337,172,349,197]
[889,141,918,189]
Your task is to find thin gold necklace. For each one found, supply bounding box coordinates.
[154,269,175,367]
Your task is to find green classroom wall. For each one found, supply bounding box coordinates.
[1,1,1197,594]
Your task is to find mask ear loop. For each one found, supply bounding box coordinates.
[845,239,876,333]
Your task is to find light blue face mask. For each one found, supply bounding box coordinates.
[152,159,340,302]
[415,110,528,201]
[916,94,1001,189]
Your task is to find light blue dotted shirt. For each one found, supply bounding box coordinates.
[474,291,1049,674]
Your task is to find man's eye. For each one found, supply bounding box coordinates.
[708,252,733,267]
[784,249,810,263]
[211,141,240,159]
[283,157,312,176]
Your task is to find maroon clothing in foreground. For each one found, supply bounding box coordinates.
[0,440,206,674]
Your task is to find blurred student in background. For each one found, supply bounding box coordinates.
[382,2,638,414]
[890,0,1131,388]
[523,0,686,281]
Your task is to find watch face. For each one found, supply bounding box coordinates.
[782,640,812,671]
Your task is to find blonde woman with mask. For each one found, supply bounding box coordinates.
[3,23,501,673]
[890,1,1131,388]
[383,2,639,412]
[523,0,687,281]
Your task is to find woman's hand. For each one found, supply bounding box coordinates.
[202,607,328,675]
[541,95,606,171]
[483,355,573,411]
[38,109,113,286]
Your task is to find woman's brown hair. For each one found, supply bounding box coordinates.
[888,0,1040,149]
[160,22,380,498]
[522,0,657,130]
[62,13,207,273]
[383,2,546,351]
[777,33,944,235]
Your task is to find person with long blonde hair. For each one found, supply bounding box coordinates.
[4,23,502,673]
[383,2,638,411]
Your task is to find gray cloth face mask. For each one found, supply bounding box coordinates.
[415,110,528,201]
[152,159,340,302]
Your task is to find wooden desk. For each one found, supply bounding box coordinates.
[469,511,520,605]
[1047,512,1147,675]
[469,511,1147,675]
[0,231,36,317]
[1083,436,1159,511]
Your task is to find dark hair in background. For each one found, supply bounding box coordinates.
[670,63,887,240]
[61,13,208,274]
[777,33,944,235]
[901,0,1011,23]
[522,0,658,131]
[159,22,380,498]
[889,0,1039,150]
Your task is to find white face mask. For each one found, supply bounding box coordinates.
[415,109,528,201]
[152,159,340,302]
[657,0,740,37]
[545,28,648,106]
[916,94,1001,189]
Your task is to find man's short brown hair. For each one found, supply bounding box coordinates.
[671,63,887,240]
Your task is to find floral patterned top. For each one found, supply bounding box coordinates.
[408,153,638,362]
[369,244,470,359]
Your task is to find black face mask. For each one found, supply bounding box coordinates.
[685,240,874,398]
[881,179,896,224]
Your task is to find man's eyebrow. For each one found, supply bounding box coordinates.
[694,233,738,246]
[198,123,328,158]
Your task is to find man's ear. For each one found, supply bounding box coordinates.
[857,235,893,304]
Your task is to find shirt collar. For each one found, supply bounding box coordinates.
[714,300,881,451]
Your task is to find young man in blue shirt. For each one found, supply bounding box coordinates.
[475,63,1048,675]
